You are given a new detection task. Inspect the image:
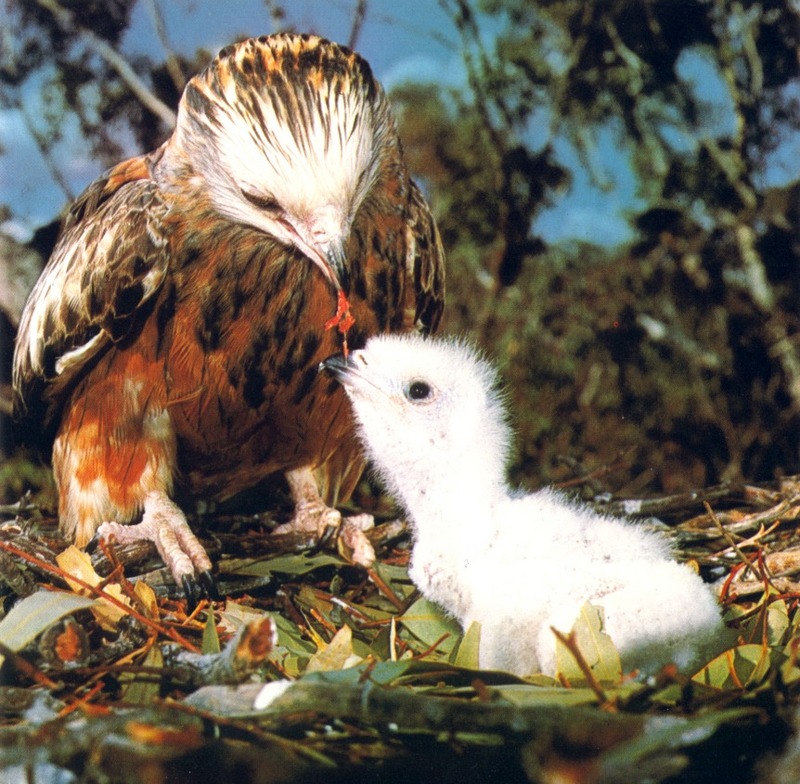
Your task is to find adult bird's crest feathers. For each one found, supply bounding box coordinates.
[162,34,398,293]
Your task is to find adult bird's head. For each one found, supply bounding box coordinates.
[322,335,512,501]
[161,33,401,293]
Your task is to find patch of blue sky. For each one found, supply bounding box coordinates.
[653,102,698,156]
[383,52,465,92]
[1,65,105,240]
[675,45,739,141]
[533,123,645,249]
[760,129,800,189]
[518,102,554,155]
[756,80,800,189]
[669,45,800,191]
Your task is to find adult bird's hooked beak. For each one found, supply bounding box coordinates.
[324,239,350,295]
[290,233,350,294]
[300,204,351,294]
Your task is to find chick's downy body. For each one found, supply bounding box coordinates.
[324,334,727,677]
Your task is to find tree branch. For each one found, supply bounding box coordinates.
[33,0,177,129]
[145,0,186,93]
[347,0,368,50]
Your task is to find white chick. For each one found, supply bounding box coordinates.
[322,334,728,677]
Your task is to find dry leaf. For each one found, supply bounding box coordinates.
[56,545,129,630]
[305,625,362,673]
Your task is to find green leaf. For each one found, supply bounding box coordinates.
[554,602,622,685]
[780,649,800,686]
[221,552,344,577]
[400,597,462,659]
[267,611,317,677]
[733,589,791,648]
[692,643,775,689]
[0,590,97,666]
[121,645,163,706]
[766,597,790,647]
[202,611,221,654]
[271,612,316,656]
[303,659,414,686]
[453,621,481,669]
[219,553,345,577]
[370,562,416,602]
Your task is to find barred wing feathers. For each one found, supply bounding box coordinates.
[12,154,169,433]
[405,179,445,335]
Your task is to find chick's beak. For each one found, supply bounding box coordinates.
[319,352,357,384]
[321,350,382,398]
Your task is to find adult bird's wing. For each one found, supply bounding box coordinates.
[404,179,446,336]
[12,153,170,437]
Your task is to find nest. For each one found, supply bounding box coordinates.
[1,477,799,783]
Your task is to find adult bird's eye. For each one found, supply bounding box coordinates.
[241,190,280,211]
[407,380,432,401]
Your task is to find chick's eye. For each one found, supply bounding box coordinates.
[407,380,432,401]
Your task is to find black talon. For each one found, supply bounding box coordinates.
[307,521,339,556]
[199,570,221,601]
[181,574,200,611]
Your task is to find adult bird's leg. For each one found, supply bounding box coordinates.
[274,466,376,566]
[96,491,219,604]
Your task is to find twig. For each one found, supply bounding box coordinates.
[164,618,276,687]
[347,0,368,50]
[705,501,763,582]
[32,0,176,128]
[189,679,651,742]
[726,580,800,601]
[367,567,405,611]
[0,641,62,689]
[700,495,800,538]
[0,540,199,652]
[597,484,741,520]
[713,520,782,557]
[550,627,612,708]
[412,632,452,660]
[145,0,186,92]
[162,699,334,764]
[58,681,109,717]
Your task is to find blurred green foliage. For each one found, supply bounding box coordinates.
[2,0,799,497]
[392,0,800,493]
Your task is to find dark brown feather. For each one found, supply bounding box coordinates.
[13,153,169,439]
